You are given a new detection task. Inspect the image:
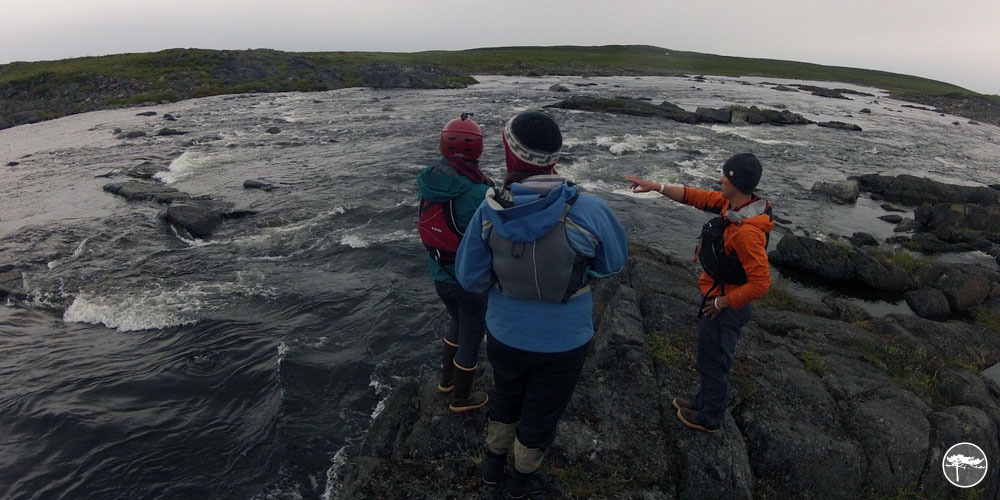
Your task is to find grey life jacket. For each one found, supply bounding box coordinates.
[488,193,590,303]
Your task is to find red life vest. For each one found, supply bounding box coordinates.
[417,198,463,264]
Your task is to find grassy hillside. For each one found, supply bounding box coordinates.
[2,45,997,130]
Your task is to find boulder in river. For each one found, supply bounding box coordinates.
[817,121,862,131]
[811,179,859,204]
[768,234,915,291]
[852,174,1000,206]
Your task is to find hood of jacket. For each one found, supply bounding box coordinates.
[484,175,578,243]
[724,197,775,234]
[416,158,481,203]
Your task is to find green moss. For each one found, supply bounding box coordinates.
[756,277,813,313]
[645,329,694,366]
[973,305,1000,334]
[871,249,933,275]
[796,350,827,374]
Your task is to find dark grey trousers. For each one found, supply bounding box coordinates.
[691,304,752,429]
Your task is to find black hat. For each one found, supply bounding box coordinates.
[722,153,762,194]
[503,111,563,172]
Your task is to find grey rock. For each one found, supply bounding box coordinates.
[243,179,275,192]
[162,204,223,239]
[734,347,866,499]
[878,214,903,224]
[156,128,188,136]
[893,219,921,233]
[549,83,570,92]
[812,179,859,204]
[163,113,177,121]
[859,108,872,114]
[853,174,1000,206]
[938,369,994,409]
[920,407,999,498]
[847,232,879,247]
[121,131,146,138]
[817,121,862,131]
[546,96,704,124]
[769,235,915,291]
[983,363,1000,388]
[135,111,157,116]
[821,296,872,322]
[850,388,930,494]
[6,161,19,166]
[103,181,189,204]
[266,127,281,134]
[880,203,907,212]
[695,106,732,123]
[904,287,951,319]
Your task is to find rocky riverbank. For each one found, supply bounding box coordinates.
[332,243,1000,499]
[3,46,999,131]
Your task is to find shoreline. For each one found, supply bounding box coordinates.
[3,46,998,131]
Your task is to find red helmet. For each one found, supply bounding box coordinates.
[439,113,483,160]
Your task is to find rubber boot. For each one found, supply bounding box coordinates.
[506,438,545,498]
[438,340,458,393]
[505,470,543,499]
[482,420,518,485]
[449,362,488,413]
[481,449,507,486]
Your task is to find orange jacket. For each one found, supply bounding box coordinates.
[682,187,774,309]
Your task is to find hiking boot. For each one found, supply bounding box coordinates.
[438,341,458,393]
[449,363,488,413]
[677,407,718,433]
[505,470,543,499]
[481,449,507,486]
[672,397,693,411]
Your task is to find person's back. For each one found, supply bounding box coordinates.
[416,114,492,413]
[455,111,627,497]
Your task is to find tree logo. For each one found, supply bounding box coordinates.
[942,442,988,488]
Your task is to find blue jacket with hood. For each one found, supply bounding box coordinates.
[455,175,628,353]
[416,158,490,284]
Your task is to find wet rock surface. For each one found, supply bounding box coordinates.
[336,246,1000,499]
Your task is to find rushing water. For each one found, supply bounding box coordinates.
[1,75,999,499]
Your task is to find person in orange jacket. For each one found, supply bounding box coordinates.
[625,153,774,433]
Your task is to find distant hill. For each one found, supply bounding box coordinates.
[2,45,998,130]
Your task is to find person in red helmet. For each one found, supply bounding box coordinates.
[416,113,493,412]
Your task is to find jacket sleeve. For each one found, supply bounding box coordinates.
[725,226,771,309]
[455,202,495,293]
[681,187,728,212]
[568,196,628,278]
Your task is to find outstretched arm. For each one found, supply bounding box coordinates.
[624,175,685,203]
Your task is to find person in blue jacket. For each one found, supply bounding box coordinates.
[416,114,492,413]
[455,111,628,498]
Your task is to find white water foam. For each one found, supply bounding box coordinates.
[321,445,351,500]
[63,272,276,332]
[705,124,806,146]
[47,237,90,269]
[154,152,215,184]
[594,133,680,155]
[368,376,391,419]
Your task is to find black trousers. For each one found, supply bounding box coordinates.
[487,331,590,449]
[433,280,488,368]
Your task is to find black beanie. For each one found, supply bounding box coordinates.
[722,153,762,194]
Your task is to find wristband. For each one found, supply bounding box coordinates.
[713,297,720,310]
[659,183,666,194]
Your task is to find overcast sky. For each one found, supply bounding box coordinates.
[3,1,999,94]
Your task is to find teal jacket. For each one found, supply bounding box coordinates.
[416,158,490,284]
